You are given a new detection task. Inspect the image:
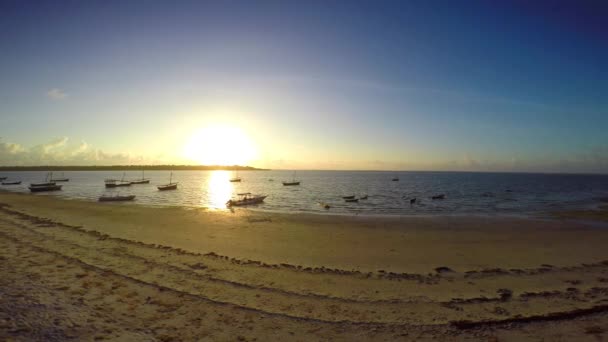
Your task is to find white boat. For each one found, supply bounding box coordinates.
[226,193,267,207]
[158,172,178,191]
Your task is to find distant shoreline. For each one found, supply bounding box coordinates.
[0,165,268,171]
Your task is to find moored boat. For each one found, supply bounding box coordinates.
[28,184,62,192]
[282,171,300,186]
[345,198,359,203]
[226,193,267,207]
[342,195,355,199]
[392,177,399,181]
[31,172,56,187]
[105,173,131,188]
[98,194,136,202]
[131,170,150,184]
[158,172,178,191]
[2,180,21,185]
[51,172,69,182]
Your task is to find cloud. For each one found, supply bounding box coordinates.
[46,88,68,100]
[0,137,154,166]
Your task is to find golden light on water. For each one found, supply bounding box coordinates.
[183,125,257,166]
[206,170,233,209]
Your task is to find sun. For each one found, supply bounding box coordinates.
[183,125,257,166]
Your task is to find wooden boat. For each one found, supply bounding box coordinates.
[2,180,21,185]
[50,172,69,182]
[226,193,267,207]
[131,170,150,184]
[342,195,355,199]
[158,172,178,191]
[345,198,359,203]
[431,194,445,200]
[28,184,62,192]
[282,171,300,186]
[105,173,132,188]
[31,172,56,187]
[98,194,136,202]
[229,168,242,182]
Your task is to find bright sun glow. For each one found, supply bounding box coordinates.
[183,125,257,166]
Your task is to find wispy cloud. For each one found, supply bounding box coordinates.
[46,88,68,101]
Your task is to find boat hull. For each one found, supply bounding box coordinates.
[131,179,150,184]
[282,181,300,186]
[29,185,62,192]
[1,181,21,185]
[226,195,267,207]
[51,178,69,182]
[158,183,178,191]
[98,195,136,202]
[105,182,132,188]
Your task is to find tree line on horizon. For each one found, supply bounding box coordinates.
[0,165,268,171]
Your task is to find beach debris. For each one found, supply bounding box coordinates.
[497,288,513,301]
[435,266,455,274]
[431,194,445,200]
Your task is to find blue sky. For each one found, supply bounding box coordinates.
[0,0,606,172]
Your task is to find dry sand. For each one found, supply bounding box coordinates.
[1,191,608,341]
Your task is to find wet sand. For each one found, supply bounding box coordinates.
[1,191,608,341]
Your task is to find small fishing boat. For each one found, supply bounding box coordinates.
[98,194,136,202]
[342,195,355,199]
[226,193,267,207]
[131,170,150,184]
[105,173,132,188]
[229,168,242,182]
[392,177,399,181]
[431,194,445,200]
[2,180,21,185]
[28,184,62,192]
[31,172,56,187]
[50,172,69,182]
[158,172,178,191]
[282,171,300,186]
[360,194,369,200]
[345,198,359,203]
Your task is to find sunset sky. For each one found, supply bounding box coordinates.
[1,1,606,172]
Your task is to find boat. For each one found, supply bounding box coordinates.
[2,180,21,185]
[342,195,355,199]
[392,177,399,181]
[229,167,242,182]
[31,172,56,187]
[98,194,136,202]
[226,193,267,207]
[28,184,62,192]
[282,171,300,186]
[345,198,359,203]
[0,177,6,181]
[360,194,369,200]
[105,173,132,188]
[50,172,69,182]
[158,172,178,191]
[431,194,445,200]
[131,170,150,184]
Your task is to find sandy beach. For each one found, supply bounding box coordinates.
[2,191,608,341]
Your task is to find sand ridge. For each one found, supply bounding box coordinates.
[1,192,608,340]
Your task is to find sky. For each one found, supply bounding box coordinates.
[0,0,606,172]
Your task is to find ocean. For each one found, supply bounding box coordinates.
[1,170,607,216]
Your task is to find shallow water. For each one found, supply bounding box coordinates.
[1,170,607,216]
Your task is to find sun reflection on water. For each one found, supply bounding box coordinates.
[205,171,233,209]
